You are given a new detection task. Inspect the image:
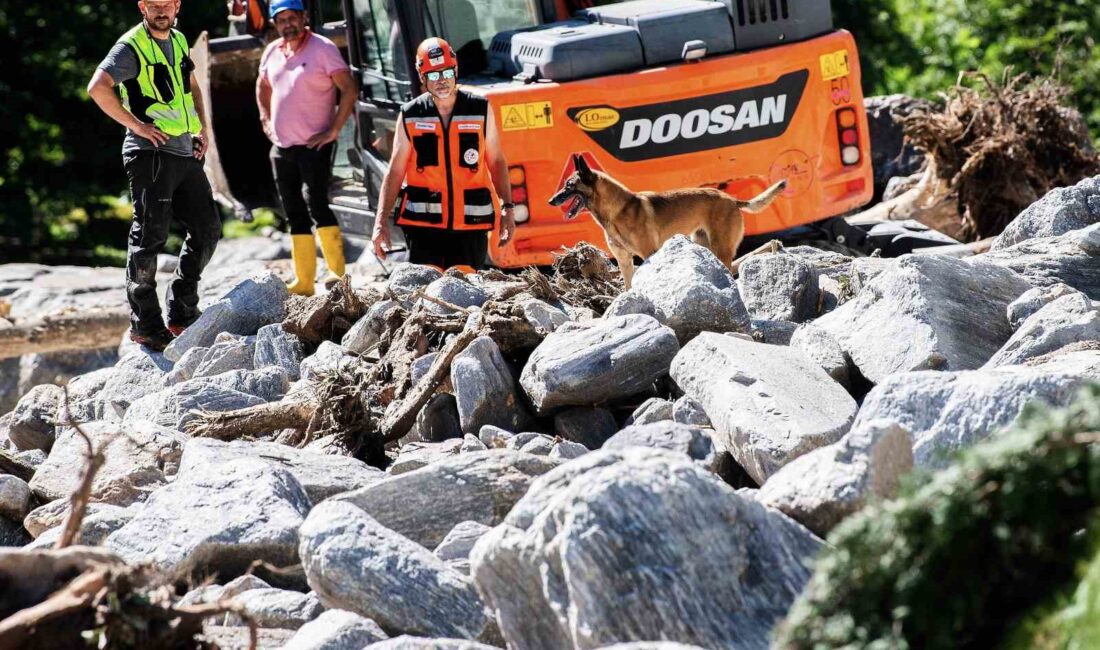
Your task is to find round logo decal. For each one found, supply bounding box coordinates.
[769,149,814,198]
[463,149,479,165]
[574,107,620,132]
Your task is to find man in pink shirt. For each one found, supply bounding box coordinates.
[256,0,357,295]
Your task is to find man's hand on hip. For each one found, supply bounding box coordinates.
[193,129,209,159]
[498,207,516,246]
[133,123,169,146]
[306,128,339,150]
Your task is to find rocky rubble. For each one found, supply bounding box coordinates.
[1,176,1099,646]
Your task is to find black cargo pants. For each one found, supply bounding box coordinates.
[270,143,339,235]
[123,150,221,335]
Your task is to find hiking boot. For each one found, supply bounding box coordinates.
[129,328,175,352]
[167,311,200,337]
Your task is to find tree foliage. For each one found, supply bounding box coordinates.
[775,385,1100,649]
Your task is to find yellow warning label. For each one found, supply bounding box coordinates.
[501,101,554,132]
[819,50,850,81]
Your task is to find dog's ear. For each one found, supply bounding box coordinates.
[574,154,595,182]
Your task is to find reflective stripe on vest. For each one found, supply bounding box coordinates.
[396,90,497,232]
[117,24,200,137]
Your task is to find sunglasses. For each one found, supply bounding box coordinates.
[424,68,456,82]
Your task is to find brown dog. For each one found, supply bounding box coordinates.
[549,154,787,288]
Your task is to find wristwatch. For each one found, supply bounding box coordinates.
[501,201,515,210]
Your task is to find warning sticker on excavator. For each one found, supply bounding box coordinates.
[501,101,554,132]
[819,50,850,81]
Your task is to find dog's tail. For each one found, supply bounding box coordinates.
[735,179,788,213]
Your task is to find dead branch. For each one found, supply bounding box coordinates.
[56,388,115,550]
[184,399,317,441]
[410,289,468,314]
[730,239,783,275]
[380,310,484,443]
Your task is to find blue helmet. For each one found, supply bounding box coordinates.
[270,0,305,19]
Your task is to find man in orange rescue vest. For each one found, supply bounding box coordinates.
[371,37,515,270]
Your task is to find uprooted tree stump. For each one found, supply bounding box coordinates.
[850,71,1100,242]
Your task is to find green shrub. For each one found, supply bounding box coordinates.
[775,384,1100,650]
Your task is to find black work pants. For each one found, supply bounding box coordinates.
[123,150,221,335]
[270,144,338,235]
[403,227,490,270]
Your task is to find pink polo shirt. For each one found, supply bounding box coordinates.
[259,31,349,148]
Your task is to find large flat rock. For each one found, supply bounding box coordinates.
[991,174,1100,250]
[976,223,1100,300]
[670,333,858,484]
[816,254,1033,383]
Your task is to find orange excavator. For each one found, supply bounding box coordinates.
[196,0,952,270]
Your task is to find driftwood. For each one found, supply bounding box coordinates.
[0,566,110,649]
[0,309,129,360]
[55,414,113,550]
[185,399,317,441]
[379,311,484,443]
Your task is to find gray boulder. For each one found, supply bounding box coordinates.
[343,299,401,355]
[300,341,357,382]
[451,336,530,434]
[815,255,1033,383]
[604,422,718,471]
[629,236,751,342]
[281,609,389,650]
[986,293,1100,367]
[388,263,442,298]
[420,276,489,315]
[225,588,324,630]
[0,475,32,521]
[59,366,117,421]
[757,420,913,536]
[789,323,851,388]
[553,407,618,448]
[23,500,128,538]
[105,457,311,581]
[977,223,1100,300]
[187,366,290,403]
[737,253,821,322]
[9,384,62,452]
[255,323,304,380]
[409,352,440,387]
[29,420,184,505]
[855,349,1100,469]
[470,449,822,650]
[522,299,569,334]
[750,319,799,345]
[991,175,1100,250]
[520,315,679,415]
[671,333,858,484]
[387,439,464,476]
[335,450,560,549]
[123,382,265,432]
[626,397,673,426]
[192,338,254,379]
[603,290,659,319]
[549,440,589,460]
[26,504,137,549]
[460,434,487,453]
[97,351,174,417]
[672,395,710,427]
[178,438,384,504]
[435,520,492,575]
[517,435,554,456]
[365,639,496,650]
[162,346,209,387]
[1007,283,1084,329]
[300,500,491,639]
[477,425,513,448]
[165,272,288,361]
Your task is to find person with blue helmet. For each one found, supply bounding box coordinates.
[257,0,358,295]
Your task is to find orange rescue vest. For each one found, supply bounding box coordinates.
[397,90,498,231]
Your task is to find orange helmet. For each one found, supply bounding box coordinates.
[415,37,458,74]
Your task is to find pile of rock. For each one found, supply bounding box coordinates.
[0,172,1097,648]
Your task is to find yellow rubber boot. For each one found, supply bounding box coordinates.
[287,234,317,296]
[317,225,346,288]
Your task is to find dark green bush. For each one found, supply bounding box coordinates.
[775,384,1100,650]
